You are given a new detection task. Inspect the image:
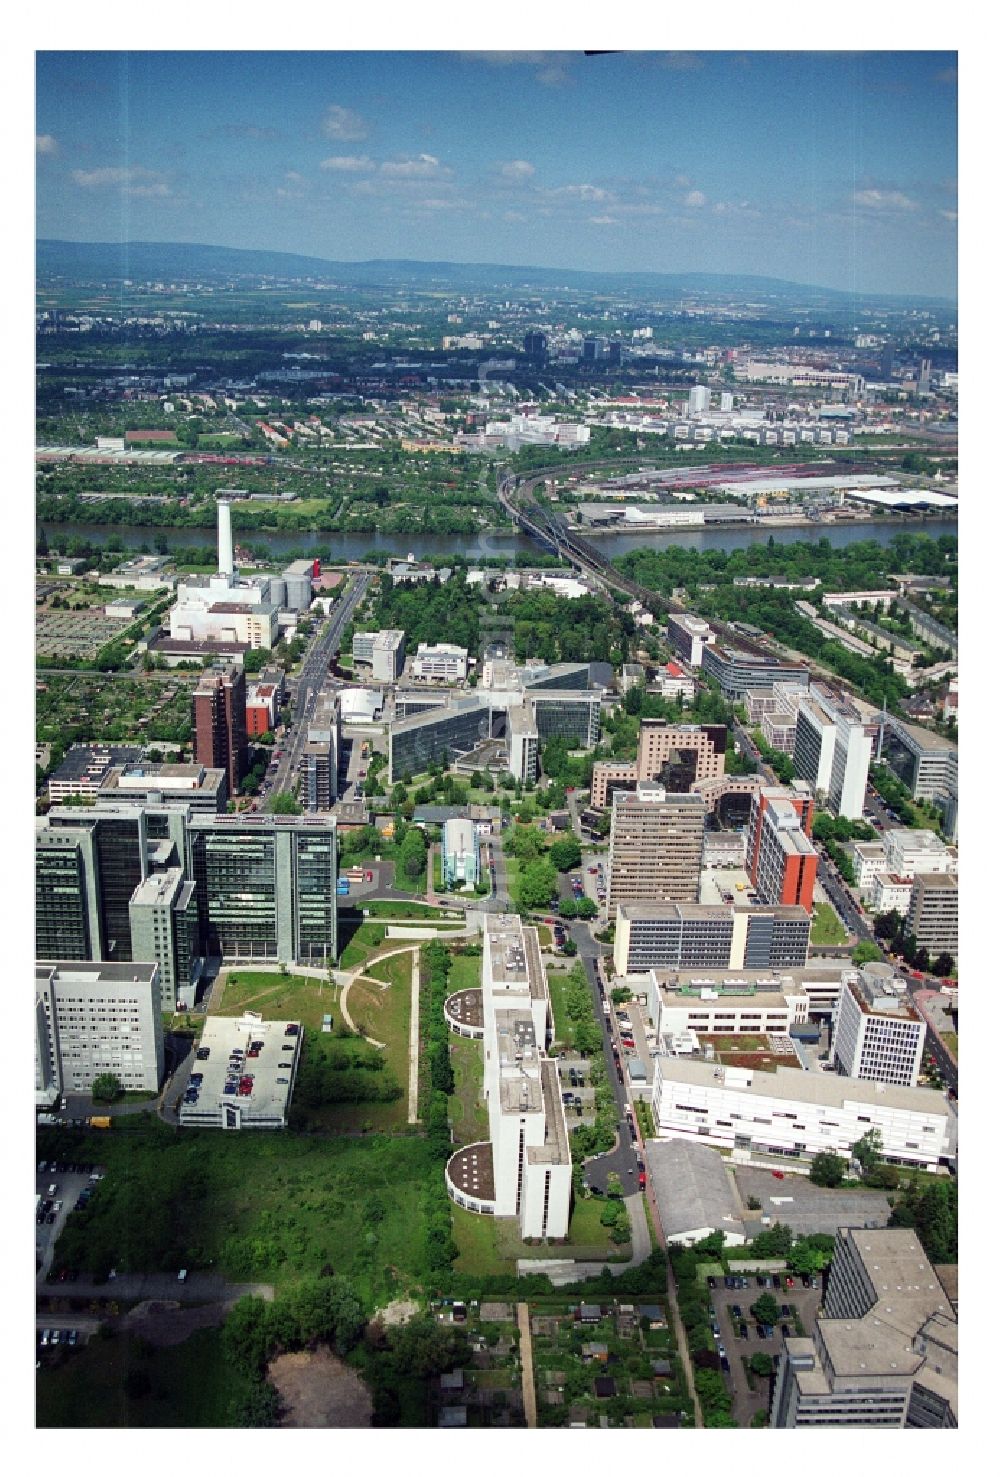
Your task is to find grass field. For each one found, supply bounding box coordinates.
[339,921,388,970]
[359,901,450,920]
[811,902,848,946]
[546,967,575,1051]
[37,1122,438,1305]
[445,950,482,993]
[218,971,337,1031]
[332,958,412,1131]
[37,1326,255,1428]
[940,1031,958,1060]
[451,1192,621,1274]
[448,1034,489,1146]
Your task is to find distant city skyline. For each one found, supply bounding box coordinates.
[36,50,957,297]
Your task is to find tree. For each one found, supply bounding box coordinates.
[516,858,558,911]
[270,792,302,815]
[575,897,598,920]
[230,1381,282,1427]
[851,941,884,966]
[852,1127,883,1176]
[750,1352,774,1378]
[558,897,577,919]
[549,836,583,872]
[398,826,427,880]
[931,952,955,978]
[749,1292,780,1327]
[91,1072,122,1104]
[809,1152,845,1188]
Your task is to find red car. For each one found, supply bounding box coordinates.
[365,870,373,882]
[771,1170,785,1180]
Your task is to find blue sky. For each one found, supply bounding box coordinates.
[35,50,958,296]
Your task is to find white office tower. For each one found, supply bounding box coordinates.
[720,391,735,413]
[35,960,165,1101]
[217,497,234,579]
[687,384,710,415]
[793,685,872,819]
[830,964,927,1088]
[445,914,571,1239]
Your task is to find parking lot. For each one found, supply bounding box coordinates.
[611,998,657,1095]
[581,855,607,912]
[555,1054,596,1125]
[36,1161,105,1280]
[707,1271,823,1426]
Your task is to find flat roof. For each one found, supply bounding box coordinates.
[178,1013,302,1127]
[37,960,158,987]
[656,1056,950,1117]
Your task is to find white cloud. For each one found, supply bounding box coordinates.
[499,159,535,181]
[71,166,170,197]
[588,215,618,226]
[536,65,570,87]
[684,189,707,207]
[36,134,58,155]
[939,209,958,223]
[320,154,375,173]
[322,105,368,142]
[853,188,918,211]
[551,183,610,202]
[380,154,449,179]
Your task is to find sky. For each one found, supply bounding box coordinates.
[36,49,958,298]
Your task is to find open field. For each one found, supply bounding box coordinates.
[448,1034,489,1146]
[37,1326,255,1428]
[546,967,576,1051]
[217,971,337,1031]
[451,1194,621,1275]
[811,903,848,946]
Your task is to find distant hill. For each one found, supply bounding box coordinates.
[35,239,955,307]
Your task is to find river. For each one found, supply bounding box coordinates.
[41,517,958,566]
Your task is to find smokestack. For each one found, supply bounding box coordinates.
[218,497,234,580]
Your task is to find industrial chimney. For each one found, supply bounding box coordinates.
[217,496,234,580]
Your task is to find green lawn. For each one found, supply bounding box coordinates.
[446,951,483,993]
[37,1326,255,1428]
[330,961,412,1131]
[339,921,388,970]
[218,971,337,1031]
[811,902,848,946]
[38,1122,440,1306]
[448,1034,489,1146]
[451,1193,621,1274]
[360,900,450,920]
[546,967,575,1051]
[940,1031,958,1059]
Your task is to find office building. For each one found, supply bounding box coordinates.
[905,874,959,958]
[613,901,810,975]
[35,960,164,1102]
[869,873,914,915]
[883,829,957,879]
[830,965,927,1088]
[650,1056,953,1171]
[411,643,469,683]
[523,330,547,359]
[353,628,406,682]
[687,385,710,415]
[646,973,810,1045]
[655,661,696,701]
[445,915,571,1238]
[879,716,957,840]
[35,821,102,961]
[748,787,817,910]
[442,818,480,887]
[178,1012,303,1130]
[793,686,872,819]
[128,866,200,1012]
[298,695,340,812]
[851,840,888,897]
[700,644,810,700]
[666,613,716,667]
[46,744,143,802]
[188,812,337,964]
[193,666,248,797]
[508,703,539,784]
[608,784,706,910]
[591,720,727,807]
[771,1229,957,1428]
[102,761,228,814]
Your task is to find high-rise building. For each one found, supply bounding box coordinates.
[35,821,102,961]
[193,666,248,796]
[607,339,624,366]
[771,1229,956,1428]
[794,686,872,819]
[917,357,933,396]
[444,914,571,1238]
[523,330,547,360]
[35,960,165,1103]
[582,337,601,362]
[128,866,200,1013]
[905,873,959,959]
[748,787,817,910]
[613,900,810,975]
[590,720,727,807]
[298,694,340,812]
[830,965,927,1088]
[687,385,710,415]
[608,784,706,910]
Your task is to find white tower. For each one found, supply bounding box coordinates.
[217,498,234,580]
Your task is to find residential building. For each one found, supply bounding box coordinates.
[352,629,406,682]
[655,661,696,701]
[193,666,248,797]
[687,385,711,415]
[771,1229,957,1428]
[35,960,164,1102]
[831,965,927,1088]
[650,1056,953,1170]
[869,874,914,915]
[608,785,706,910]
[411,643,469,683]
[445,914,572,1239]
[246,681,280,735]
[851,841,887,898]
[128,866,199,1013]
[613,901,810,975]
[905,874,959,958]
[442,818,480,887]
[748,787,818,910]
